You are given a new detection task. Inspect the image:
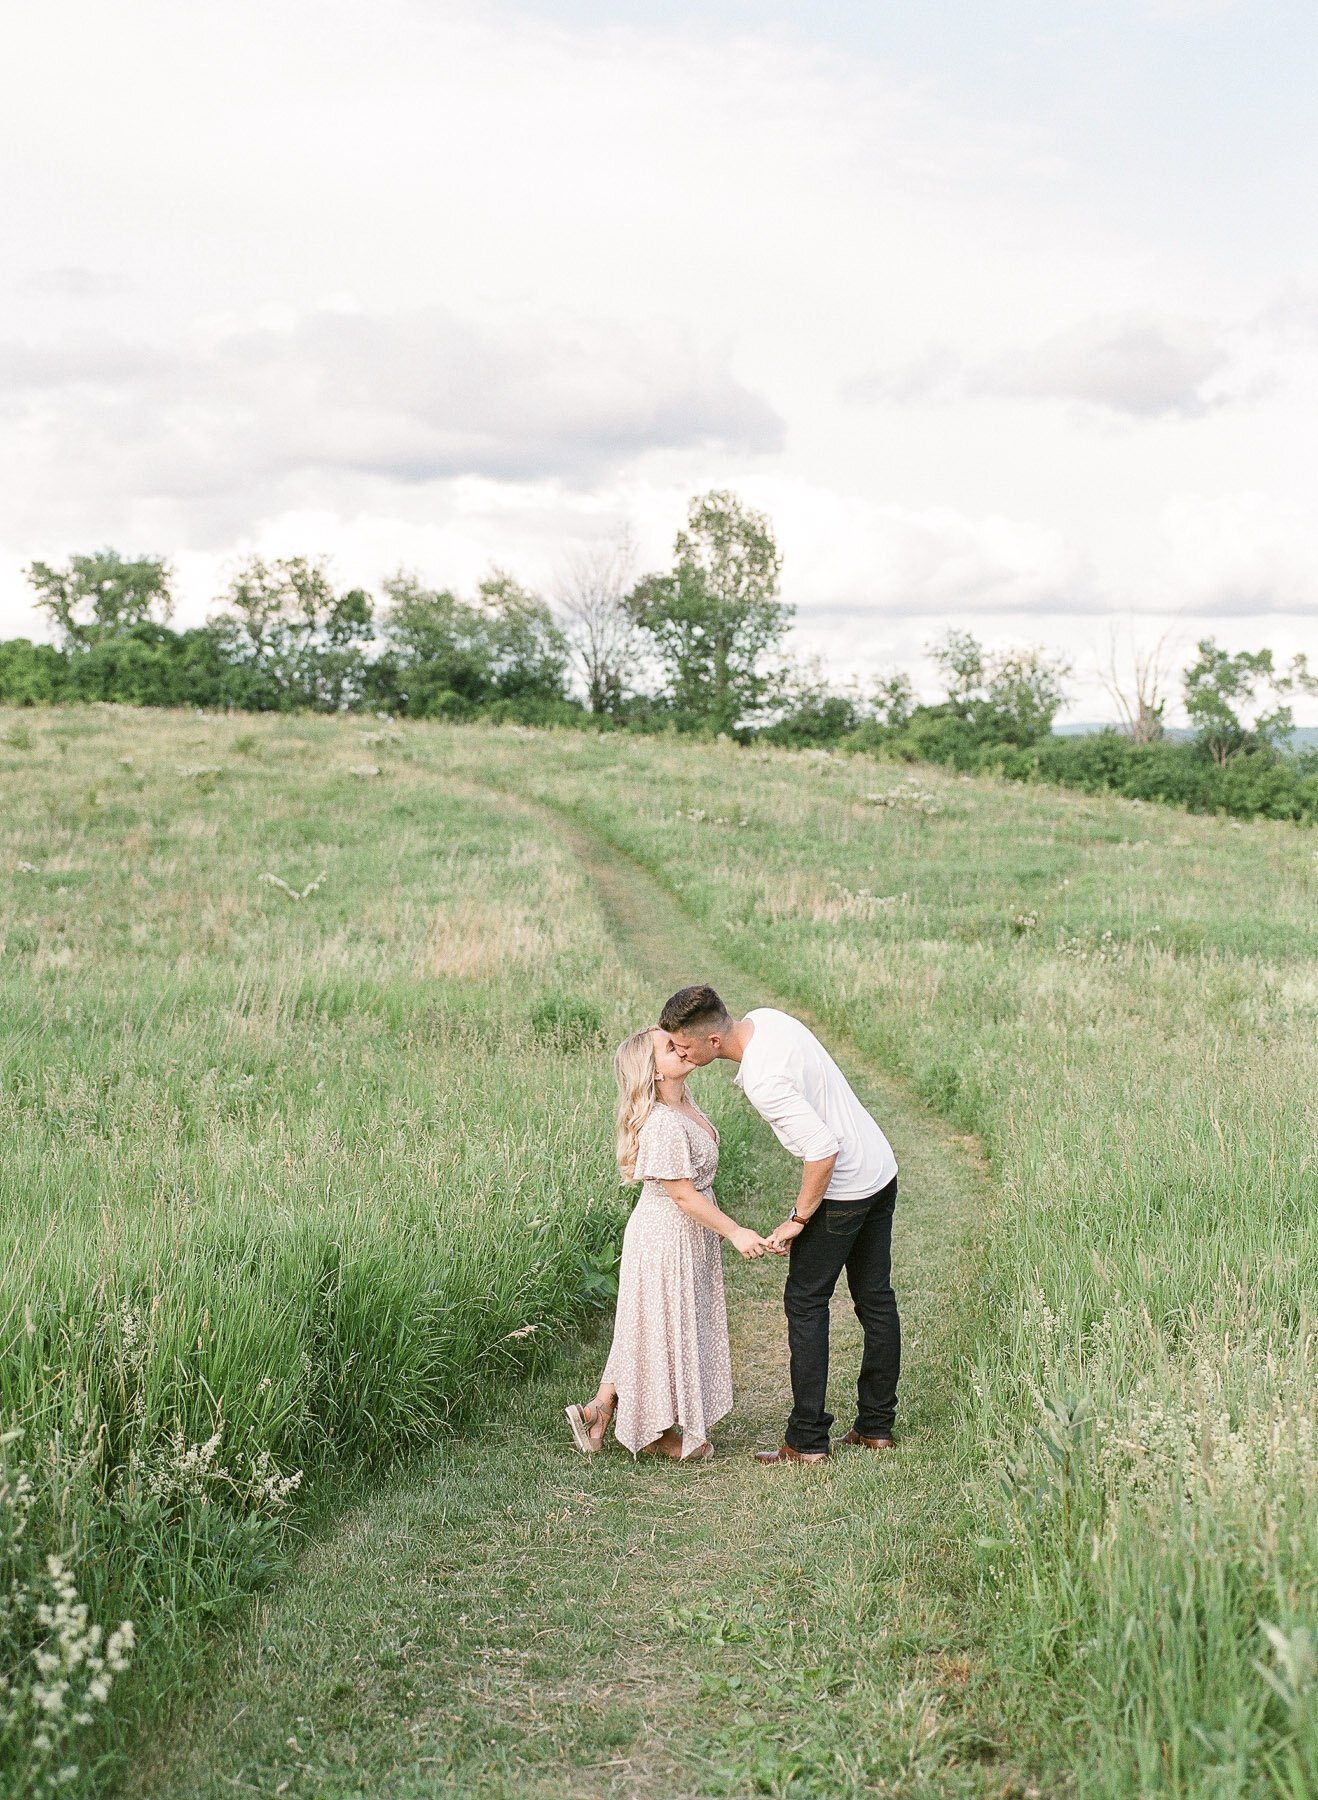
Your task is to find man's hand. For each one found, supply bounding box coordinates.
[767,1217,805,1252]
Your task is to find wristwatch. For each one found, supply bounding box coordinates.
[790,1207,807,1225]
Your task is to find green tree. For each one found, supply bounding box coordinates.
[476,570,572,701]
[763,658,865,746]
[1182,638,1318,766]
[208,557,374,711]
[25,549,173,650]
[929,631,1071,746]
[372,571,571,718]
[374,576,500,717]
[627,490,789,732]
[930,629,984,719]
[871,669,915,729]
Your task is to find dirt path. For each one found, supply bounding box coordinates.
[124,797,1009,1800]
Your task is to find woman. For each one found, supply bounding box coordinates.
[566,1027,774,1462]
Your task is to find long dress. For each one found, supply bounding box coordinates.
[602,1103,733,1458]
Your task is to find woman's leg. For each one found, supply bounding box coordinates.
[567,1380,618,1453]
[583,1381,617,1447]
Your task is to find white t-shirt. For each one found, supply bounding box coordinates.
[733,1008,898,1201]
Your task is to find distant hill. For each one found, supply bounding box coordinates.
[1055,722,1318,751]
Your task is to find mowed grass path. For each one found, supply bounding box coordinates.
[125,785,1013,1800]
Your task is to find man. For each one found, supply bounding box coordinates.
[658,984,900,1466]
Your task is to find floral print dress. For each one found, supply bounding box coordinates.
[602,1103,733,1457]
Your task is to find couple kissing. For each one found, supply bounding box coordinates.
[565,986,900,1466]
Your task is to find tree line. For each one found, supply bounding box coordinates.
[3,489,1315,824]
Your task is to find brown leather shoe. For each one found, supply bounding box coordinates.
[839,1429,895,1450]
[754,1443,829,1465]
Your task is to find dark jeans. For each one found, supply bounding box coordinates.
[783,1176,900,1455]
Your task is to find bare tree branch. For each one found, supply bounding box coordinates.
[1097,624,1175,744]
[553,530,642,715]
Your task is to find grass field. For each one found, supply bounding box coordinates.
[118,814,998,1800]
[0,707,655,1793]
[3,705,1317,1798]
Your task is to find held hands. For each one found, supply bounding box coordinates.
[767,1217,806,1253]
[729,1225,782,1260]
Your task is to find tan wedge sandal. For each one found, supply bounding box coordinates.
[565,1398,613,1454]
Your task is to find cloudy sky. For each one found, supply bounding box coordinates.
[3,0,1316,720]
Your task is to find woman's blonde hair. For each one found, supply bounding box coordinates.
[614,1027,658,1183]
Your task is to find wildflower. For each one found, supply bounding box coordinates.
[830,887,909,922]
[863,780,943,817]
[260,870,327,901]
[243,1450,304,1510]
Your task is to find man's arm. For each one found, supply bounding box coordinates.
[742,1074,841,1249]
[766,1153,838,1250]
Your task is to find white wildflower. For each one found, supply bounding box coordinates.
[243,1449,304,1511]
[6,1550,137,1777]
[863,780,943,817]
[260,869,327,901]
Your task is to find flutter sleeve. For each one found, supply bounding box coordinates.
[633,1108,696,1183]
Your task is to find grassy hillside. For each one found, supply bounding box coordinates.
[3,706,1316,1798]
[0,707,676,1794]
[433,725,1318,1798]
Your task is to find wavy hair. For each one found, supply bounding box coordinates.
[613,1027,658,1183]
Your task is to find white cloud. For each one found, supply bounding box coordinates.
[11,266,131,301]
[981,317,1233,418]
[760,484,1099,622]
[0,307,780,540]
[0,0,1315,724]
[847,311,1264,420]
[1155,492,1318,617]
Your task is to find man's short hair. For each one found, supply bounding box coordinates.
[659,984,732,1035]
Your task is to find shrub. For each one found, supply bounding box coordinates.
[529,992,606,1051]
[0,641,67,706]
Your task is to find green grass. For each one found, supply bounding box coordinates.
[4,706,1317,1799]
[0,708,650,1793]
[430,726,1318,1799]
[120,998,999,1800]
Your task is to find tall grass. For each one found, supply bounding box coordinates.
[6,706,1316,1797]
[435,725,1318,1798]
[0,707,642,1794]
